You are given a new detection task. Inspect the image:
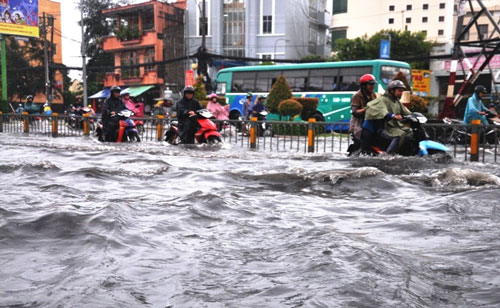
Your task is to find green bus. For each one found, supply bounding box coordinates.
[215,59,411,122]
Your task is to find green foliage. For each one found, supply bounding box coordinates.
[260,61,274,66]
[278,99,303,117]
[116,25,140,41]
[408,94,428,113]
[80,0,125,94]
[266,75,292,114]
[301,54,323,62]
[292,97,319,120]
[193,75,207,102]
[333,30,435,69]
[391,71,411,91]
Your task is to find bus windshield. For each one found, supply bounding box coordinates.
[380,66,412,85]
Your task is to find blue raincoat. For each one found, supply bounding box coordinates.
[463,93,488,124]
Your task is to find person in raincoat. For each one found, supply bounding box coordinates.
[348,74,378,150]
[361,80,412,154]
[24,95,40,114]
[463,85,489,125]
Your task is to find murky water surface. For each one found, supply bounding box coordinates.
[1,135,500,307]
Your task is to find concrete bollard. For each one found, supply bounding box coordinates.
[23,111,29,133]
[157,115,164,141]
[308,118,316,153]
[83,113,90,136]
[470,119,480,162]
[52,113,58,137]
[250,117,257,149]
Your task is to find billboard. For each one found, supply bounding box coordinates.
[0,0,39,38]
[412,69,431,96]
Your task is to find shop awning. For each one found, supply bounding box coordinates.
[88,88,110,99]
[126,85,154,97]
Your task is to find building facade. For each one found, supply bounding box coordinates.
[101,1,185,94]
[330,0,455,47]
[430,0,500,98]
[186,0,331,63]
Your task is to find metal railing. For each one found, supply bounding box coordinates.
[1,112,499,162]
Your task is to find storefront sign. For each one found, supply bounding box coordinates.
[185,70,194,87]
[412,69,431,96]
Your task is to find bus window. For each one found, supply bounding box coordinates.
[255,71,282,92]
[309,68,339,91]
[380,66,411,85]
[338,66,372,91]
[232,71,256,92]
[282,69,309,91]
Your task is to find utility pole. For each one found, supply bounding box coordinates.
[42,12,51,104]
[80,1,88,106]
[201,0,206,49]
[0,35,7,113]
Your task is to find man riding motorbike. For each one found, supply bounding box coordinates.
[361,80,412,154]
[251,95,266,115]
[348,74,378,151]
[463,85,489,125]
[24,95,40,114]
[176,86,202,144]
[101,86,127,142]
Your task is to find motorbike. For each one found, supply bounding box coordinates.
[95,109,140,142]
[254,110,273,137]
[441,110,499,145]
[361,113,449,156]
[164,109,222,144]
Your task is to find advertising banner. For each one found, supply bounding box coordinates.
[185,70,194,87]
[379,39,390,59]
[0,0,39,38]
[412,69,431,96]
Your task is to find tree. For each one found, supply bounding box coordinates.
[193,75,207,101]
[266,75,292,114]
[333,30,435,69]
[79,0,128,94]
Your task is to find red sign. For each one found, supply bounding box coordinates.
[185,70,194,86]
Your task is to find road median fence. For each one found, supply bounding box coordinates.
[0,112,499,162]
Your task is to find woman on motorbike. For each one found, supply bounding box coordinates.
[207,93,229,130]
[463,85,489,125]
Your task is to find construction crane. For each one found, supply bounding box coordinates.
[439,0,500,119]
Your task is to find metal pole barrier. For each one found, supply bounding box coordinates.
[308,118,316,153]
[157,115,164,141]
[470,119,480,162]
[250,117,257,149]
[23,111,29,133]
[83,113,90,136]
[52,112,58,137]
[0,111,3,133]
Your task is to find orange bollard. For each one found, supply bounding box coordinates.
[250,117,257,149]
[308,118,316,153]
[23,111,29,133]
[51,113,58,137]
[83,113,90,136]
[470,119,480,162]
[157,115,164,141]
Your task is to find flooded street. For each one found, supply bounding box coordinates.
[1,134,500,307]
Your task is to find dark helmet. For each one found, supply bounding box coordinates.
[474,85,487,95]
[110,86,121,93]
[386,80,407,91]
[258,95,266,100]
[183,86,195,94]
[360,74,376,85]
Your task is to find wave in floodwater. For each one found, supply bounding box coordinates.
[1,134,500,307]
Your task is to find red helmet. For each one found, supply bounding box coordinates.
[360,74,376,85]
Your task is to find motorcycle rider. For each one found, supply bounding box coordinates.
[349,74,378,148]
[24,95,39,114]
[101,86,127,142]
[463,85,489,125]
[176,86,202,144]
[361,80,412,154]
[251,95,266,116]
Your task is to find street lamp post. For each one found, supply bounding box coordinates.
[273,38,289,62]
